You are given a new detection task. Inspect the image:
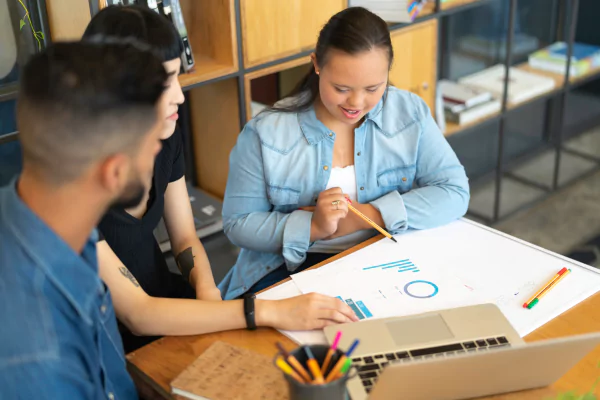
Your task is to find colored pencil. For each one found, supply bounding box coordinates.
[321,331,342,374]
[528,269,571,309]
[304,347,325,384]
[325,339,360,383]
[275,357,305,384]
[276,342,312,382]
[523,267,568,308]
[345,197,397,243]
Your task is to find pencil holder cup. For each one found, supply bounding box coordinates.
[275,344,355,400]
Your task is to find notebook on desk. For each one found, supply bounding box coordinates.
[170,341,288,400]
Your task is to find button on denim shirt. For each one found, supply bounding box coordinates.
[219,87,469,299]
[0,180,137,399]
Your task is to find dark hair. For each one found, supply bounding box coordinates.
[17,41,167,184]
[83,5,183,62]
[274,7,393,113]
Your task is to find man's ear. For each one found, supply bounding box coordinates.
[98,153,130,195]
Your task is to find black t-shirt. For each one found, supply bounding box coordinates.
[99,129,195,300]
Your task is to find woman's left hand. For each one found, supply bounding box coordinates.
[299,203,366,239]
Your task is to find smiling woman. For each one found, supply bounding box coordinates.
[219,7,471,300]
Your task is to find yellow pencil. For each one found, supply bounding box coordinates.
[345,197,397,243]
[528,269,571,309]
[523,267,568,308]
[275,357,306,384]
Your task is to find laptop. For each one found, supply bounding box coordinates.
[154,184,224,252]
[324,304,600,400]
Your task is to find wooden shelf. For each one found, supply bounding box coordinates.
[442,0,486,10]
[179,0,238,88]
[444,111,500,137]
[390,20,438,112]
[188,78,240,199]
[244,56,311,120]
[240,0,346,68]
[179,55,237,88]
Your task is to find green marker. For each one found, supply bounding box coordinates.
[339,358,353,375]
[527,298,539,309]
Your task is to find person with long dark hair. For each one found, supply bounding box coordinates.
[220,7,470,299]
[84,5,358,353]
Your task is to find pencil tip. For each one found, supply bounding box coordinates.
[391,237,398,243]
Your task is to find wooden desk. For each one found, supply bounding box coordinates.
[127,237,600,400]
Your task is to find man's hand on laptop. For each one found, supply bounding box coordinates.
[255,293,359,330]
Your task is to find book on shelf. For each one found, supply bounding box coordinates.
[348,0,429,22]
[135,0,195,73]
[444,98,501,126]
[528,42,600,78]
[163,0,195,72]
[458,64,556,105]
[439,79,492,109]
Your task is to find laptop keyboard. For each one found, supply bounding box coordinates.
[353,336,511,393]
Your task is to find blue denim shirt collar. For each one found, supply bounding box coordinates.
[3,178,101,325]
[297,97,385,145]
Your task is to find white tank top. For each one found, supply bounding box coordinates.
[308,165,377,253]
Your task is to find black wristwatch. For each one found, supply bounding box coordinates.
[243,293,257,330]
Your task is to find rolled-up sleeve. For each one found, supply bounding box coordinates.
[222,122,311,267]
[370,94,470,232]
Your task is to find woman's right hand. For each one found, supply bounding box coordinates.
[309,187,349,242]
[256,293,359,331]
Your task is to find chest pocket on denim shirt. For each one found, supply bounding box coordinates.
[377,166,416,194]
[267,185,301,213]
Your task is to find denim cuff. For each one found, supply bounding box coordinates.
[370,191,408,233]
[282,210,312,269]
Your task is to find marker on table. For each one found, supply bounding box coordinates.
[321,331,342,374]
[332,357,353,380]
[325,339,360,383]
[275,357,305,384]
[304,346,325,384]
[523,267,568,308]
[344,197,397,243]
[276,342,312,382]
[528,269,571,309]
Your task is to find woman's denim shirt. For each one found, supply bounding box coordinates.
[219,87,470,299]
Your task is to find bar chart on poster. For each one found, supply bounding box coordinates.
[288,219,600,340]
[291,250,484,322]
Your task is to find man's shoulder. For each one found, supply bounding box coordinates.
[0,252,60,370]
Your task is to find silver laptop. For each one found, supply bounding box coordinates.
[154,184,224,252]
[324,304,600,400]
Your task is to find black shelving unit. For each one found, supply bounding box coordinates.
[27,0,600,226]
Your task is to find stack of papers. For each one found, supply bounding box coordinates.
[259,219,600,345]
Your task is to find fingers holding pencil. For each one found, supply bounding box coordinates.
[344,196,398,243]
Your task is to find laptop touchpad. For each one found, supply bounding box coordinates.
[386,314,454,347]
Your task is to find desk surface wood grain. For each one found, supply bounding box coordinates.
[127,236,600,400]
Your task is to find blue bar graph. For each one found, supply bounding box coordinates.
[398,266,420,273]
[345,299,365,320]
[364,259,419,273]
[364,259,410,270]
[356,301,373,318]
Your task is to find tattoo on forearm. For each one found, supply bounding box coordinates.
[119,267,140,287]
[176,247,195,282]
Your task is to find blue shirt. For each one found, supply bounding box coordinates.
[0,180,137,399]
[219,87,470,300]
